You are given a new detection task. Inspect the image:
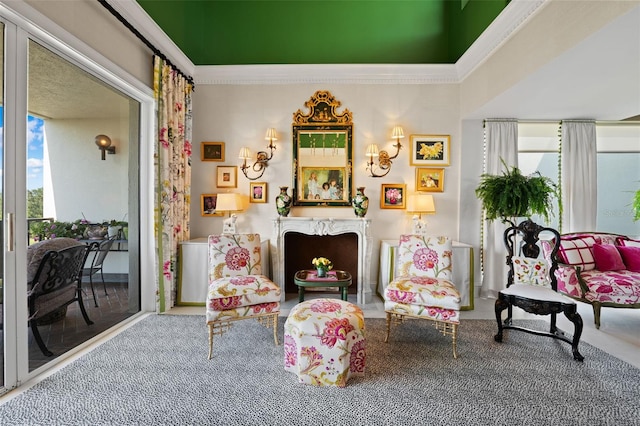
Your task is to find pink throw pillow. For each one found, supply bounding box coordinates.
[592,244,625,271]
[617,246,640,272]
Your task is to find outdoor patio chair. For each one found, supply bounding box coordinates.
[84,236,117,307]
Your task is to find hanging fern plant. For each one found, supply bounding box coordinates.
[475,159,558,226]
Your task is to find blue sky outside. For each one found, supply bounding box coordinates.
[0,106,45,190]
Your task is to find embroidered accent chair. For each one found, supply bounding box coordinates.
[206,233,281,359]
[495,220,584,361]
[384,235,461,358]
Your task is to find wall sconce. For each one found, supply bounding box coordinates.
[365,125,404,177]
[216,193,244,234]
[407,194,436,234]
[239,128,278,180]
[95,134,115,160]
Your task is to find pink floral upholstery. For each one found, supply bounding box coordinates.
[284,298,365,387]
[384,235,460,358]
[206,234,281,359]
[544,232,640,329]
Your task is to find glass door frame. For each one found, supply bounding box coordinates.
[1,4,156,394]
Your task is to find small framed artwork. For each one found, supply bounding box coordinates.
[380,183,407,209]
[216,166,237,188]
[416,167,445,192]
[410,135,450,166]
[201,142,225,162]
[201,194,224,217]
[250,182,267,203]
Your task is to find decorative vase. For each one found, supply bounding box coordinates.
[351,187,369,217]
[276,186,292,217]
[86,224,108,239]
[316,267,327,278]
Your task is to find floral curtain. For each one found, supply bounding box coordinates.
[153,55,193,312]
[480,119,518,299]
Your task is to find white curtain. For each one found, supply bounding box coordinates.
[561,120,597,233]
[480,120,518,299]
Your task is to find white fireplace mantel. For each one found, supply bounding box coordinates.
[272,217,373,304]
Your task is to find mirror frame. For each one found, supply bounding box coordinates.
[292,91,353,206]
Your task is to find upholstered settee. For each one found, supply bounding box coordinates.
[542,232,640,329]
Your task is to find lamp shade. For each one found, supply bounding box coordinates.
[391,126,405,140]
[408,194,436,214]
[366,144,380,157]
[95,134,112,148]
[216,193,243,213]
[265,128,278,141]
[238,147,252,160]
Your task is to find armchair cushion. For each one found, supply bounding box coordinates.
[592,244,625,271]
[385,276,460,311]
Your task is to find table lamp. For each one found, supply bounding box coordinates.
[216,193,243,234]
[407,194,436,234]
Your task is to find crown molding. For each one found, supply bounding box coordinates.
[194,64,459,85]
[117,0,546,85]
[455,0,547,81]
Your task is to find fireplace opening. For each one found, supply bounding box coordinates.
[284,232,358,294]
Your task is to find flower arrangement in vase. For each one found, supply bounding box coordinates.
[311,257,333,278]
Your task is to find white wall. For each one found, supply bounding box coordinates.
[191,84,461,288]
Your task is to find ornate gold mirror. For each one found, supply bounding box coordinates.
[292,91,353,206]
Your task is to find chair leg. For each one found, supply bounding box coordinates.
[494,297,509,342]
[564,309,585,362]
[89,274,99,307]
[271,313,279,346]
[100,269,108,295]
[451,323,458,359]
[77,290,94,326]
[592,302,602,329]
[207,324,214,360]
[384,312,392,343]
[30,320,53,357]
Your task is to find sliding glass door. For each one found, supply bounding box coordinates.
[1,11,146,394]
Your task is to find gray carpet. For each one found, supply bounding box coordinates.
[1,315,639,425]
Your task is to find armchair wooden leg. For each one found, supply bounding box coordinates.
[592,302,602,330]
[271,313,279,346]
[565,310,584,362]
[494,297,509,342]
[451,323,458,359]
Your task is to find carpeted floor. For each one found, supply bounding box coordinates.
[1,315,638,425]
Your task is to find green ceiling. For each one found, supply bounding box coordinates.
[136,0,508,66]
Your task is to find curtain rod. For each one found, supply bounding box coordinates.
[98,0,195,88]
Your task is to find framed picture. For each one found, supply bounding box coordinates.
[250,182,267,203]
[410,135,450,166]
[380,183,407,209]
[201,142,225,162]
[416,167,445,192]
[201,194,224,217]
[298,167,349,204]
[216,166,237,188]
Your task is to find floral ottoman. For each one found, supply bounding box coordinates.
[284,298,365,387]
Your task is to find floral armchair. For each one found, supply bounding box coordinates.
[206,233,281,359]
[383,235,461,358]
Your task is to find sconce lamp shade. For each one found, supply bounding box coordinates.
[216,193,243,214]
[265,128,278,141]
[408,194,436,214]
[238,147,252,160]
[95,134,112,148]
[391,126,405,140]
[95,134,115,160]
[366,144,380,157]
